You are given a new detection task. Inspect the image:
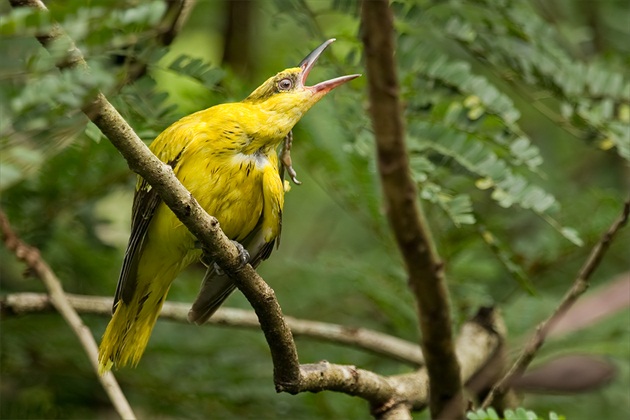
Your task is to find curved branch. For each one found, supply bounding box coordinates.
[360,1,465,418]
[1,292,424,366]
[482,198,630,409]
[0,211,137,420]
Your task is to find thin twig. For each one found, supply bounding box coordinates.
[1,292,425,366]
[0,211,137,420]
[481,198,630,409]
[360,1,465,418]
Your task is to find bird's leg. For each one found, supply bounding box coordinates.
[230,240,250,268]
[196,240,250,275]
[279,130,302,185]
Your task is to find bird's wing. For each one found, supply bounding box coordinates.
[112,128,189,313]
[112,178,161,312]
[188,161,284,324]
[187,227,276,325]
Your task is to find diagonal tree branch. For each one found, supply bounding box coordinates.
[481,198,630,409]
[360,1,465,418]
[0,210,137,420]
[1,292,425,366]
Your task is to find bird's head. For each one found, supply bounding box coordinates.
[243,39,360,120]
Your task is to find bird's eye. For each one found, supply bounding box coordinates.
[277,78,293,91]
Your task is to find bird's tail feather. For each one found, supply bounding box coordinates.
[98,282,171,374]
[188,267,236,325]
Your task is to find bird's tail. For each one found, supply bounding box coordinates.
[98,280,172,374]
[188,266,236,325]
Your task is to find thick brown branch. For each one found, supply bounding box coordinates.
[298,362,396,402]
[10,0,301,390]
[481,198,630,409]
[0,211,136,420]
[360,1,464,418]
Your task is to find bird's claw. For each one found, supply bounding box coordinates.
[280,131,302,185]
[213,240,249,275]
[232,240,250,268]
[197,240,249,274]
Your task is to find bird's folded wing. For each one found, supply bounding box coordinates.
[113,178,161,312]
[187,228,276,325]
[112,136,188,313]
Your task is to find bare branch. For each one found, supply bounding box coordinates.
[298,362,396,402]
[360,1,464,417]
[548,272,630,337]
[10,0,302,390]
[481,198,630,409]
[1,292,424,366]
[0,211,137,420]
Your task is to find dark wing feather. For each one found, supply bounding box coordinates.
[112,179,161,313]
[188,224,278,325]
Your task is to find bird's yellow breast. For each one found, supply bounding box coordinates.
[145,102,284,252]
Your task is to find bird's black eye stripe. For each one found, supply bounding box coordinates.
[277,78,293,91]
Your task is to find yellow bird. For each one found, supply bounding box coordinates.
[98,39,359,372]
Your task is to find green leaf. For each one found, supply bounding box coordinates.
[409,121,558,214]
[167,54,225,88]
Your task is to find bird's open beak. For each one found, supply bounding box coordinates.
[299,38,361,94]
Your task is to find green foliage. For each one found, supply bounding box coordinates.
[441,0,630,160]
[467,407,565,420]
[167,54,225,87]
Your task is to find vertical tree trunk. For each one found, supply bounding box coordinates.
[222,0,255,78]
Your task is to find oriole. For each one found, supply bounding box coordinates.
[98,39,359,372]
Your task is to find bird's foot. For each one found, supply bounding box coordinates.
[213,240,250,276]
[280,131,302,185]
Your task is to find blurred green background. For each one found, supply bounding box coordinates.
[1,0,628,418]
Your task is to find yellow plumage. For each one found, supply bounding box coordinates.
[98,39,359,373]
